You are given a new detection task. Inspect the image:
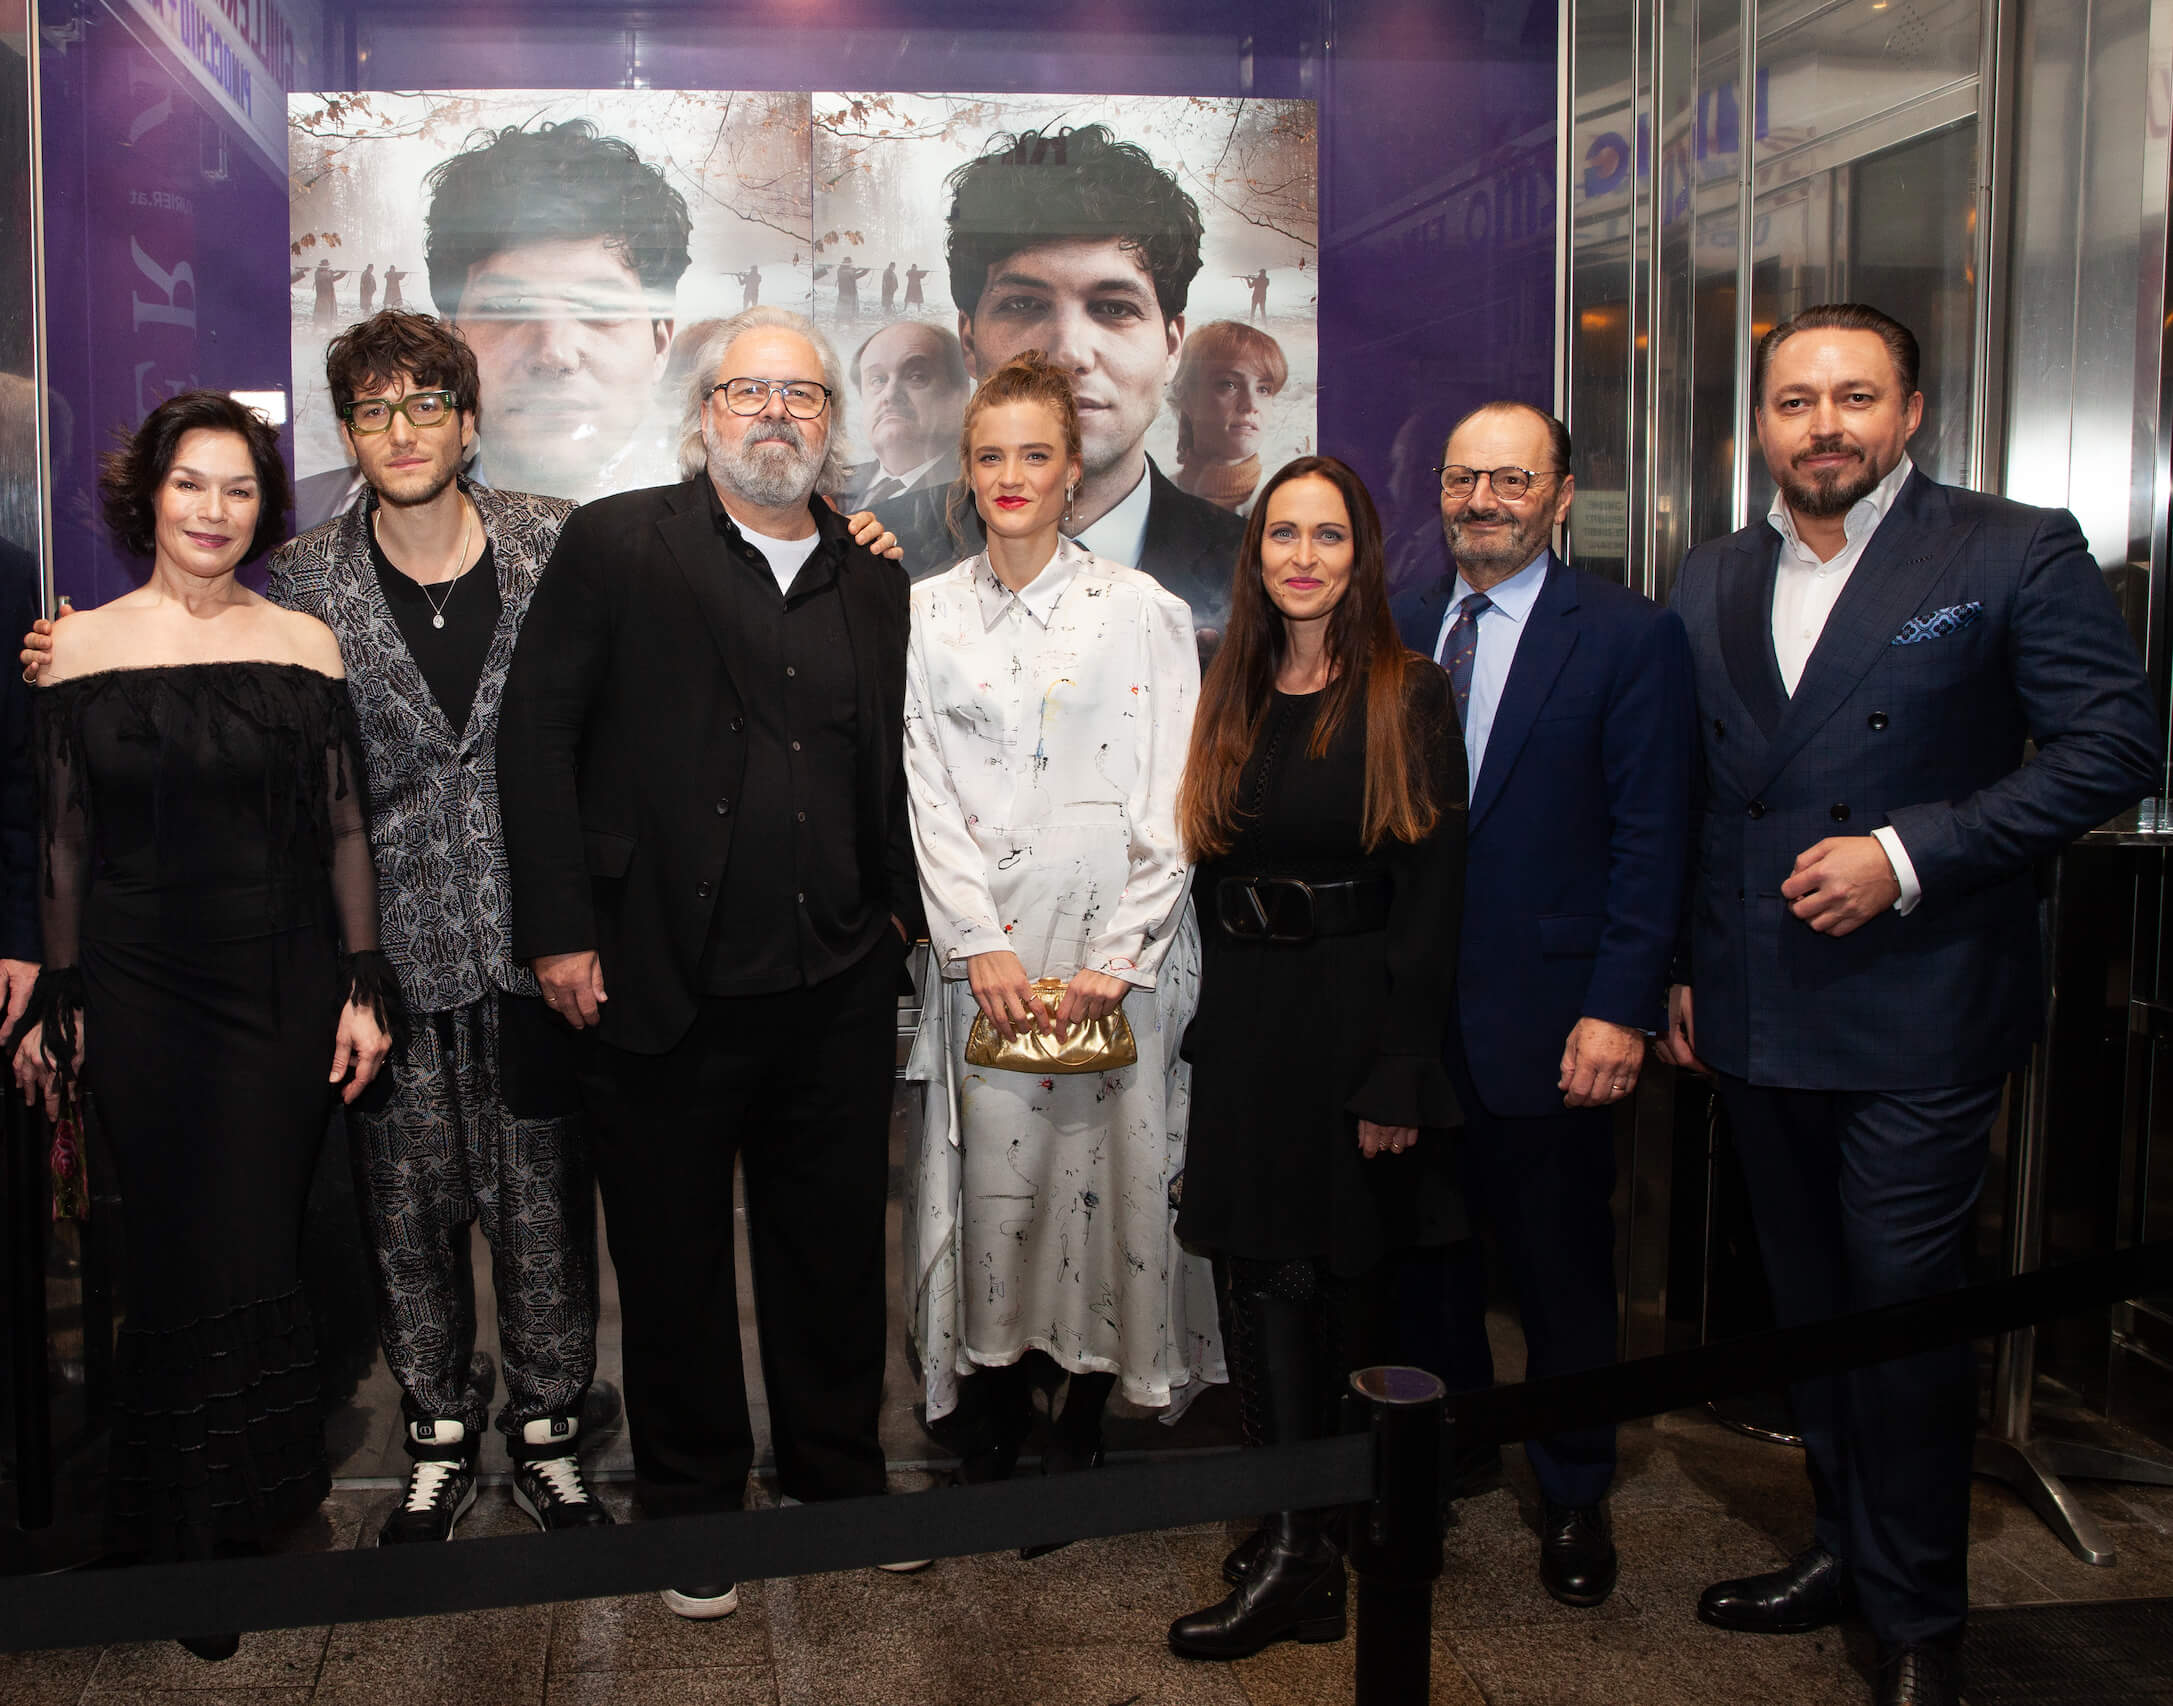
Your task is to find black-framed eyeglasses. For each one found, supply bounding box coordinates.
[1434,464,1554,502]
[342,391,459,434]
[706,377,833,420]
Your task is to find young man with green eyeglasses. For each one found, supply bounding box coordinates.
[280,309,614,1545]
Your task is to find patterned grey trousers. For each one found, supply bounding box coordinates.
[349,995,598,1443]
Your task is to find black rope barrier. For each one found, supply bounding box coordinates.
[4,1237,2169,1667]
[1447,1237,2173,1452]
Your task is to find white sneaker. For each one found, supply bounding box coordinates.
[659,1583,740,1619]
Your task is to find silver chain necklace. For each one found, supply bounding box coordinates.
[379,497,474,629]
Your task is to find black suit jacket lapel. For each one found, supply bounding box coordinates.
[1758,473,1974,787]
[656,484,749,707]
[1468,554,1577,834]
[1717,529,1787,739]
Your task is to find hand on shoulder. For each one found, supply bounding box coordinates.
[40,602,119,684]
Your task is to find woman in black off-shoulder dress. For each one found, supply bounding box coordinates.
[14,395,395,1625]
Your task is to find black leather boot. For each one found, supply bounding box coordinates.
[1170,1511,1346,1659]
[956,1360,1034,1484]
[1171,1272,1347,1659]
[1022,1372,1116,1558]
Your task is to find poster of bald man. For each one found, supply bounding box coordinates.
[287,89,811,526]
[812,93,1317,612]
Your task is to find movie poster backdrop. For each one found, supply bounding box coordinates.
[809,91,1317,527]
[288,90,1314,578]
[286,88,812,527]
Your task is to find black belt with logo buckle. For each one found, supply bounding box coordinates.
[1214,874,1393,943]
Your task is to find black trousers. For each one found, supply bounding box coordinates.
[1399,1034,1620,1507]
[1716,1074,2003,1649]
[580,941,899,1517]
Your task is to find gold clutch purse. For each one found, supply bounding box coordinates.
[964,977,1138,1075]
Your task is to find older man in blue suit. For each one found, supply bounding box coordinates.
[1395,400,1694,1609]
[1659,304,2159,1706]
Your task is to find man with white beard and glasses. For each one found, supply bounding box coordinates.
[497,306,927,1619]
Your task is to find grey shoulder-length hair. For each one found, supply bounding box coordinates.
[674,305,855,495]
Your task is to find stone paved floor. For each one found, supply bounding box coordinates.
[7,1402,2173,1706]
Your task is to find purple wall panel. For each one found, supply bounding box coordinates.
[41,2,297,606]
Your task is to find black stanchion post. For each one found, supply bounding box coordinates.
[1347,1366,1444,1706]
[8,1086,53,1529]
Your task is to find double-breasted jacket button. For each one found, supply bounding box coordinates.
[1747,800,1768,820]
[715,798,731,816]
[1868,711,1889,731]
[696,880,713,899]
[1830,803,1851,822]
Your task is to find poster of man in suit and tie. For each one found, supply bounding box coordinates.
[811,91,1317,634]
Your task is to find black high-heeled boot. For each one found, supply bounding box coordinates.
[1021,1371,1117,1559]
[956,1359,1035,1484]
[1171,1269,1348,1659]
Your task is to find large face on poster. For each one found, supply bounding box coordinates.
[287,88,1316,595]
[811,92,1317,527]
[286,90,810,523]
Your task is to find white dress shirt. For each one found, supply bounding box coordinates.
[1766,456,1922,912]
[1431,548,1550,788]
[1068,464,1154,570]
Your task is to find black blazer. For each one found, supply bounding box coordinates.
[874,458,1245,625]
[496,480,924,1055]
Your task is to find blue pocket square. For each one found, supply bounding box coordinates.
[1891,602,1982,645]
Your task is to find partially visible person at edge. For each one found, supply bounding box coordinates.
[1169,320,1288,515]
[0,536,40,1044]
[1658,303,2160,1706]
[901,350,1220,1514]
[14,392,395,1662]
[1391,401,1694,1612]
[495,306,929,1622]
[1166,455,1467,1663]
[871,123,1247,645]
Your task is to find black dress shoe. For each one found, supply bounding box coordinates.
[1875,1642,1961,1706]
[1698,1544,1855,1634]
[1170,1516,1345,1660]
[1539,1501,1617,1607]
[176,1632,240,1662]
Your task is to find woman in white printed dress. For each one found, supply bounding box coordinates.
[902,352,1221,1508]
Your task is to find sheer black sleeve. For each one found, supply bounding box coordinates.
[25,687,87,1077]
[1345,662,1468,1131]
[324,696,402,1042]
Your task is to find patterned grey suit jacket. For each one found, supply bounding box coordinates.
[268,483,576,1013]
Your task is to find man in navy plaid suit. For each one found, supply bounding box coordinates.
[1659,303,2160,1706]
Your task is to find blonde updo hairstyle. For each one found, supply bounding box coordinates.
[943,350,1084,546]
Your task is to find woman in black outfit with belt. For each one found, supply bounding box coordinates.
[1168,455,1466,1661]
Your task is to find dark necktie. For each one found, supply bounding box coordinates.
[1439,591,1493,731]
[862,476,904,506]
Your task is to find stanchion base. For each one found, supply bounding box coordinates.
[1972,1435,2131,1566]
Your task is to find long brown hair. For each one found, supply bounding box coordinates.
[942,350,1083,547]
[1179,456,1439,857]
